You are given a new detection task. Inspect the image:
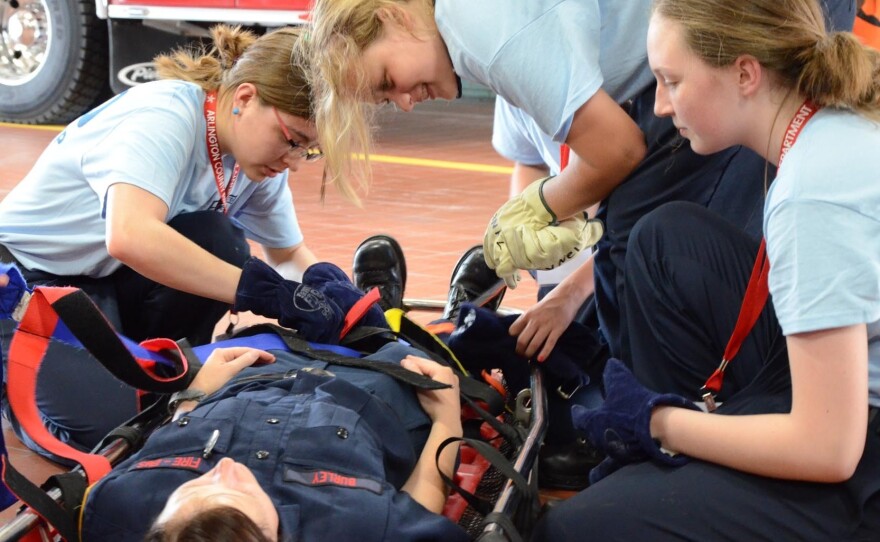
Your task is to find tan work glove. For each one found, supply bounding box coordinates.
[483,177,604,288]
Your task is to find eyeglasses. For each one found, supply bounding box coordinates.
[272,107,323,162]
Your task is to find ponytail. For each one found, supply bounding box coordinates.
[798,31,880,119]
[154,25,258,93]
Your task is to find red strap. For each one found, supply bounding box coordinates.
[6,288,112,483]
[722,240,770,365]
[701,240,769,404]
[425,321,456,336]
[204,91,240,215]
[560,144,570,171]
[339,287,382,339]
[700,101,819,410]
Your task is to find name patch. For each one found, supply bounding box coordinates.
[284,467,383,495]
[133,456,208,474]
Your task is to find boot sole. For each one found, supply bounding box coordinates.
[450,245,506,310]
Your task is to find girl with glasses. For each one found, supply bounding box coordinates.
[0,25,343,462]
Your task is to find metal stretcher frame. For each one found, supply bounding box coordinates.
[0,297,547,542]
[0,408,171,542]
[478,367,547,540]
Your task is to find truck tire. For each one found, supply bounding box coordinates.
[0,0,110,125]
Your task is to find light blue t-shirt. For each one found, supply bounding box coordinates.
[436,0,654,142]
[0,80,303,277]
[764,108,880,407]
[492,96,562,174]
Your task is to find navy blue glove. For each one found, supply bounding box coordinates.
[572,358,700,483]
[446,303,590,392]
[0,262,31,321]
[302,262,387,329]
[234,257,343,344]
[446,303,530,391]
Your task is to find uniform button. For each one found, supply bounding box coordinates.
[336,427,349,439]
[255,450,270,460]
[266,418,280,424]
[177,417,190,426]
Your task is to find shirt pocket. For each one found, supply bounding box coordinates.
[283,401,385,478]
[277,461,394,542]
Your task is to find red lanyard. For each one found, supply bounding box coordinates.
[700,100,819,411]
[203,91,240,215]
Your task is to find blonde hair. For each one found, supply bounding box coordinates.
[298,0,434,199]
[653,0,880,120]
[155,25,362,201]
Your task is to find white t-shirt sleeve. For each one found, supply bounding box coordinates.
[492,97,546,165]
[767,198,880,334]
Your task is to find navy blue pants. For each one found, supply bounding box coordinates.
[532,203,880,541]
[0,211,249,459]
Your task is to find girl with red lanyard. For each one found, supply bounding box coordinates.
[533,0,880,539]
[0,26,331,461]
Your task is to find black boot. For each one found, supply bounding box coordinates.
[443,245,506,321]
[352,235,406,311]
[537,437,604,491]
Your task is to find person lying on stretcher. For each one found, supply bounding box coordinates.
[82,343,469,542]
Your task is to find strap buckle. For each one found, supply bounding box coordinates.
[700,388,719,413]
[12,290,31,322]
[699,358,730,413]
[556,379,583,401]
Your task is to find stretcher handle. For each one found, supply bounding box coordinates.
[0,405,169,542]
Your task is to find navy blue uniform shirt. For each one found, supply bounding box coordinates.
[81,342,469,541]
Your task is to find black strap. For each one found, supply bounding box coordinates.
[95,399,168,452]
[391,317,506,415]
[858,6,880,26]
[395,316,462,367]
[339,325,398,351]
[229,324,451,390]
[460,392,524,450]
[51,291,194,393]
[49,472,87,523]
[435,436,531,517]
[2,456,79,542]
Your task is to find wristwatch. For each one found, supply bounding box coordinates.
[167,389,207,414]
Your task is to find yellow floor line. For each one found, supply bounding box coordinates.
[0,123,514,175]
[369,154,512,174]
[0,122,64,132]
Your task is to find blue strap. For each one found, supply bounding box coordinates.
[192,334,365,361]
[51,322,365,369]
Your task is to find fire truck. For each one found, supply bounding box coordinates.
[0,0,310,124]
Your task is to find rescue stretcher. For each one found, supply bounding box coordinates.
[0,293,548,542]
